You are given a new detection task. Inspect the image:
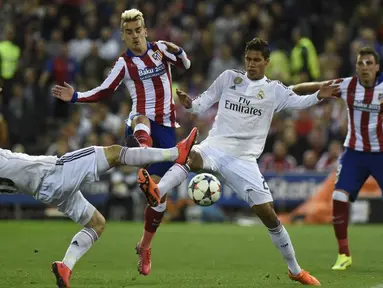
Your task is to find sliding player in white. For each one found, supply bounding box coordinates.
[0,127,196,288]
[138,38,340,285]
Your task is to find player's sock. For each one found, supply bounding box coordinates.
[140,202,166,249]
[119,147,178,166]
[268,221,302,275]
[157,164,189,197]
[332,190,350,256]
[134,123,153,147]
[62,228,99,270]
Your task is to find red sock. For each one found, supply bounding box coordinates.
[333,200,350,256]
[134,130,153,147]
[140,206,164,249]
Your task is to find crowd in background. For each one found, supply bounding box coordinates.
[0,0,383,174]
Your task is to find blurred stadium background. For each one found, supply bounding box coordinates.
[0,0,383,225]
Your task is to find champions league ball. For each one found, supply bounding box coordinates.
[188,173,222,206]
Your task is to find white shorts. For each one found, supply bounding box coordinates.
[193,144,273,206]
[37,147,99,225]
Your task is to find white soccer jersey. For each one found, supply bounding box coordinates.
[187,70,320,162]
[338,76,383,152]
[0,148,57,195]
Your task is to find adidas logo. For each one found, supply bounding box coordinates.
[71,240,79,247]
[229,85,236,90]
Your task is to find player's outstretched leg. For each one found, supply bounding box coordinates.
[332,190,352,270]
[52,210,105,288]
[252,202,320,286]
[135,128,198,275]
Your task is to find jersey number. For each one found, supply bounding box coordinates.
[261,176,269,191]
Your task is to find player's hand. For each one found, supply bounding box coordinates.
[176,88,192,109]
[161,41,181,54]
[317,81,341,99]
[52,82,75,102]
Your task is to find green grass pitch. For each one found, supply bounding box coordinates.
[1,221,383,287]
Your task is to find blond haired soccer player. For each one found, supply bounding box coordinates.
[51,8,193,276]
[137,38,341,285]
[0,128,197,288]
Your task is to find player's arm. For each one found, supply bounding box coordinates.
[177,70,227,114]
[275,81,340,112]
[290,79,343,95]
[52,57,127,103]
[157,41,191,69]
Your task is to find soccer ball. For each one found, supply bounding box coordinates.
[188,173,222,206]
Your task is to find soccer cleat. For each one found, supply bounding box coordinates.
[288,269,321,286]
[137,168,160,207]
[51,261,72,288]
[175,127,198,165]
[332,254,352,271]
[136,243,152,276]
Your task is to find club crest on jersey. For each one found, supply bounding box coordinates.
[256,90,265,100]
[234,77,243,85]
[152,50,163,61]
[378,93,383,103]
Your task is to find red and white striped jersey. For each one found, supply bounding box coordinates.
[339,76,383,152]
[72,41,191,127]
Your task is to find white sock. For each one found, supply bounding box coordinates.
[268,222,302,275]
[134,123,151,134]
[119,147,178,166]
[62,228,99,270]
[158,164,189,198]
[152,201,167,213]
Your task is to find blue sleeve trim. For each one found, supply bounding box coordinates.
[174,48,183,56]
[70,91,78,103]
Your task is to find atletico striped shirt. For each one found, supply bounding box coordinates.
[71,41,191,127]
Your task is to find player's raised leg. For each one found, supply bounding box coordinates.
[136,127,198,275]
[331,149,369,270]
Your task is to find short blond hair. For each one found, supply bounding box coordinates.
[121,9,145,29]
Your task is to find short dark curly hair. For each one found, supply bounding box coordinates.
[245,38,270,60]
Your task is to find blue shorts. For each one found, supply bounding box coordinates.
[125,119,176,177]
[335,148,383,202]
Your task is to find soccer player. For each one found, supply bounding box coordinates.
[0,128,197,288]
[290,46,383,271]
[51,8,192,275]
[137,38,340,285]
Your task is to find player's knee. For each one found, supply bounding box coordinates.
[251,202,279,229]
[133,115,150,127]
[333,190,349,202]
[188,150,203,172]
[102,145,122,166]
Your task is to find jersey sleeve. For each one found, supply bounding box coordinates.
[186,70,229,114]
[71,57,127,103]
[156,41,191,69]
[336,77,353,100]
[274,81,321,112]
